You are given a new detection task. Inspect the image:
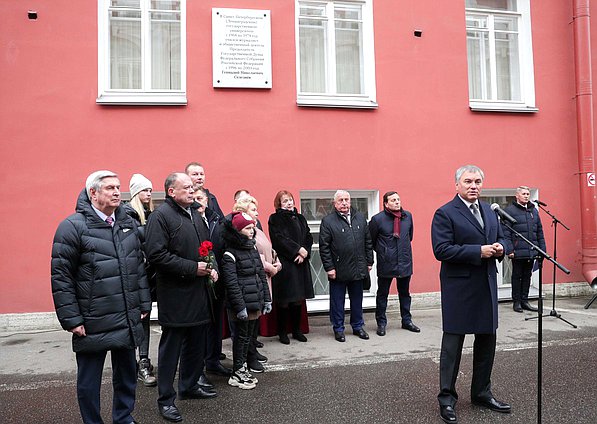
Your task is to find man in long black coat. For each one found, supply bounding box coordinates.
[431,165,511,424]
[145,173,219,423]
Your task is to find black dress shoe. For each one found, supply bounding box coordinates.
[292,332,308,342]
[159,405,182,422]
[440,405,457,423]
[178,386,217,400]
[401,322,421,333]
[255,340,264,348]
[198,374,214,390]
[521,301,538,312]
[334,331,345,342]
[206,363,232,377]
[219,353,226,360]
[513,301,523,312]
[376,325,386,336]
[352,328,369,340]
[471,396,511,413]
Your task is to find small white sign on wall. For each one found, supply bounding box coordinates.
[212,8,272,89]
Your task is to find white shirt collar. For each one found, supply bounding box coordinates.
[91,204,115,223]
[458,195,479,210]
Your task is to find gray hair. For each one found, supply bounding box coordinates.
[333,190,351,201]
[455,165,484,183]
[164,172,185,192]
[516,185,531,192]
[85,170,118,198]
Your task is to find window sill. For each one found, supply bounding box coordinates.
[469,101,538,113]
[297,94,378,109]
[96,92,187,106]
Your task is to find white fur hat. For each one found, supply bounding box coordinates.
[129,173,153,198]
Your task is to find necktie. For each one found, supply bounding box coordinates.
[105,216,114,227]
[470,204,484,228]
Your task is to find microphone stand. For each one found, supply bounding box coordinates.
[527,204,576,328]
[500,220,570,424]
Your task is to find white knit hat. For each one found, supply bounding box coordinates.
[129,174,153,198]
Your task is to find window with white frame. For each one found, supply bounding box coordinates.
[97,0,186,105]
[465,0,536,112]
[295,0,377,109]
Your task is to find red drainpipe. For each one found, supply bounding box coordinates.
[573,0,597,287]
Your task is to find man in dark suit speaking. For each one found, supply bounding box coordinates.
[431,165,511,423]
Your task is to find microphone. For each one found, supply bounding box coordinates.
[491,203,517,225]
[533,199,547,207]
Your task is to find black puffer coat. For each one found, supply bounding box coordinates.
[221,220,271,315]
[123,202,157,301]
[502,201,546,258]
[319,208,374,282]
[51,189,151,353]
[145,197,213,327]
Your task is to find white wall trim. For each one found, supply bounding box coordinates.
[3,284,593,333]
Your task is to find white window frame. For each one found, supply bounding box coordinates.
[300,189,379,312]
[466,0,537,113]
[97,0,187,105]
[295,0,377,109]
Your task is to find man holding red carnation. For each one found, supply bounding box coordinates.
[145,172,219,423]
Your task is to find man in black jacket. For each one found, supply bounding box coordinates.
[193,187,232,377]
[185,162,224,218]
[51,170,151,424]
[319,190,374,342]
[145,173,219,423]
[369,191,420,335]
[503,186,546,312]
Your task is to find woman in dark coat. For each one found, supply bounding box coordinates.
[268,190,314,344]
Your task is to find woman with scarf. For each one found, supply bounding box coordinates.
[369,191,420,337]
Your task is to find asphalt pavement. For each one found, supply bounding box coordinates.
[1,295,596,423]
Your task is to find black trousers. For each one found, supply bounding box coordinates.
[75,348,137,424]
[157,325,207,407]
[438,332,496,407]
[511,258,534,302]
[232,318,258,371]
[375,276,412,326]
[205,295,225,369]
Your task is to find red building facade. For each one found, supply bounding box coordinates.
[1,0,595,316]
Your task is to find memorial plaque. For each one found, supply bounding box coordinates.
[212,8,272,89]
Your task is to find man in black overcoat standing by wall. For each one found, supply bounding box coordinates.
[319,190,374,342]
[146,173,219,423]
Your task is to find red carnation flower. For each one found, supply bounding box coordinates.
[199,246,209,257]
